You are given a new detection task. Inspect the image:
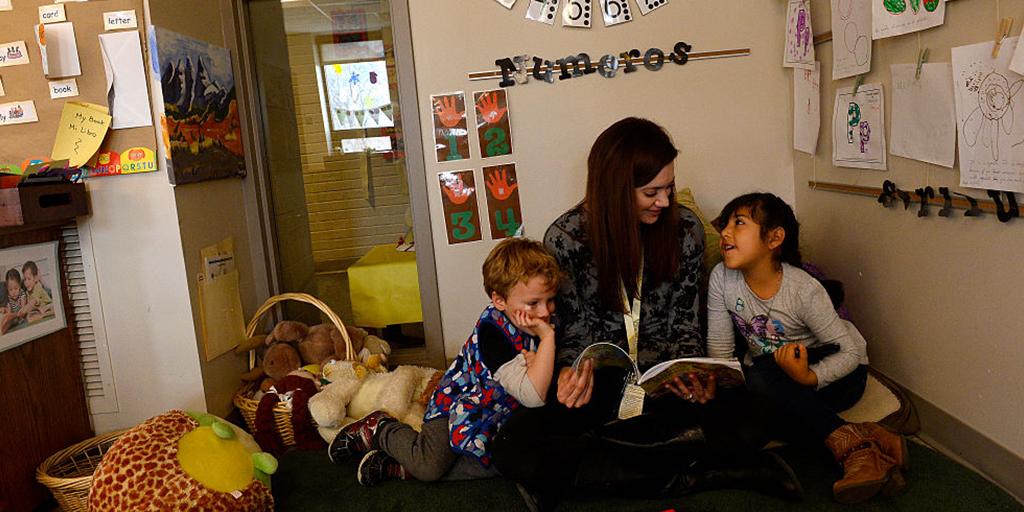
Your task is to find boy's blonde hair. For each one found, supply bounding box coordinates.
[482,238,561,298]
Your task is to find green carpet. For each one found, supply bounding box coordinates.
[273,440,1022,511]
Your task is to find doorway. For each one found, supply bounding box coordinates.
[239,0,443,368]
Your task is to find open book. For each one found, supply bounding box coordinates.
[572,342,744,395]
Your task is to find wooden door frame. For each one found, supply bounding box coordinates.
[229,0,445,369]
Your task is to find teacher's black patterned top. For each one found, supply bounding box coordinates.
[543,204,706,373]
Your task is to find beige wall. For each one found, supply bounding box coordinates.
[406,2,795,357]
[148,0,268,418]
[796,0,1024,460]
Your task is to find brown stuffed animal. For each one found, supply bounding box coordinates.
[262,343,301,383]
[266,321,309,346]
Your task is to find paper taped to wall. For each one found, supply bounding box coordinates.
[51,101,111,167]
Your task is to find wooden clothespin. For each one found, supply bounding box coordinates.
[853,75,865,95]
[993,17,1014,58]
[916,48,930,79]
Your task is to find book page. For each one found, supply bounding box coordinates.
[637,357,744,394]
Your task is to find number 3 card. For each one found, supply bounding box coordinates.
[438,170,483,245]
[473,89,514,159]
[483,163,523,240]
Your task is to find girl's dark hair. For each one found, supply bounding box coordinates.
[584,117,679,312]
[5,268,22,286]
[714,192,802,268]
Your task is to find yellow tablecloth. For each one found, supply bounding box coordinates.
[348,245,422,328]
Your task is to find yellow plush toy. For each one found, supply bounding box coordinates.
[88,410,277,512]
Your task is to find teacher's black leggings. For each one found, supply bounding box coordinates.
[491,367,775,494]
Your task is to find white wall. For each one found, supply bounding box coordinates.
[795,0,1024,461]
[85,173,207,434]
[407,2,795,356]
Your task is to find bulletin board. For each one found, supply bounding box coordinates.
[799,0,1024,217]
[0,0,155,174]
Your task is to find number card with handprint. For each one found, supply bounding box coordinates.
[474,89,514,159]
[431,92,470,163]
[438,170,483,245]
[483,163,524,240]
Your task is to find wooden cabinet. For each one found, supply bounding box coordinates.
[0,224,92,511]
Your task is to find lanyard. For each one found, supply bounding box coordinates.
[622,259,643,362]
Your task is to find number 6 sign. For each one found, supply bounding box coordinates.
[600,0,632,26]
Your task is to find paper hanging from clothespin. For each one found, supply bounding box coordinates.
[916,48,930,79]
[853,74,865,95]
[993,17,1014,58]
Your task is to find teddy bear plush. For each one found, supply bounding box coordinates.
[308,360,441,443]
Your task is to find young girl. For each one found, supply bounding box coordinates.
[1,268,28,334]
[706,192,907,504]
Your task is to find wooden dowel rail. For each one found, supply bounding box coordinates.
[808,180,1000,214]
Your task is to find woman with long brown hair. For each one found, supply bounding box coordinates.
[491,118,799,510]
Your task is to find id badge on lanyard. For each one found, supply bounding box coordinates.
[619,266,644,420]
[622,260,643,363]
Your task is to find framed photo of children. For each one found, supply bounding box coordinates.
[0,241,66,353]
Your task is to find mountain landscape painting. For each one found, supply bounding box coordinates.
[149,27,245,185]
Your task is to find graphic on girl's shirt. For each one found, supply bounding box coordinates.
[730,311,788,352]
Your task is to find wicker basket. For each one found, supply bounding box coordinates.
[35,430,125,512]
[232,292,357,446]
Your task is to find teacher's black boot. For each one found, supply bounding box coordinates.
[672,451,804,501]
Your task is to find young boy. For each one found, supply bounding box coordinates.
[328,237,561,486]
[22,261,53,321]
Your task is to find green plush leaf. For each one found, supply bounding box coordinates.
[186,411,216,427]
[212,421,236,440]
[253,452,279,475]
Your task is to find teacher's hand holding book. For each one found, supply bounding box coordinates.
[557,359,594,409]
[659,373,717,404]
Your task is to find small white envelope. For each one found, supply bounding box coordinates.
[99,31,152,129]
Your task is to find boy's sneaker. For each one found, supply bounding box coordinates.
[328,410,395,463]
[357,450,409,486]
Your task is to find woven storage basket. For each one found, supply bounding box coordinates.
[232,292,357,446]
[35,430,125,512]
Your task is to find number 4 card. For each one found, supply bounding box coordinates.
[483,163,524,240]
[474,89,514,159]
[438,170,483,245]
